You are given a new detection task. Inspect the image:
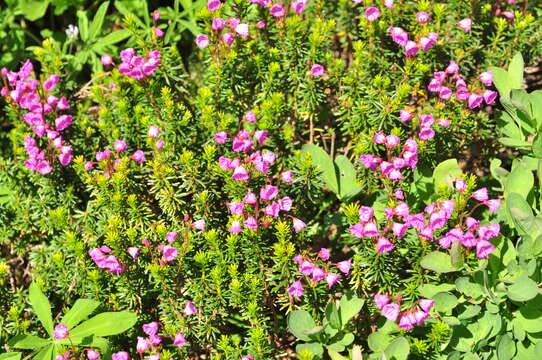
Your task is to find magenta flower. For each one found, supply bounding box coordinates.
[55,115,72,131]
[270,2,285,17]
[183,301,198,316]
[214,131,228,144]
[483,90,497,104]
[161,245,178,262]
[382,303,400,321]
[136,337,150,353]
[193,219,205,230]
[143,322,159,336]
[404,41,420,56]
[229,220,242,233]
[310,64,325,77]
[390,27,408,46]
[148,126,160,138]
[222,32,235,46]
[477,71,493,87]
[325,272,341,287]
[311,267,326,282]
[195,34,210,48]
[260,185,279,201]
[446,61,459,74]
[457,18,472,32]
[485,199,501,213]
[173,333,187,347]
[472,187,488,201]
[365,7,380,22]
[212,18,226,31]
[131,150,145,163]
[101,54,113,66]
[155,140,165,149]
[254,130,269,144]
[291,0,307,15]
[232,165,249,181]
[476,239,495,258]
[374,294,390,310]
[281,170,293,184]
[86,350,100,360]
[235,23,249,38]
[337,259,352,274]
[54,324,69,339]
[399,110,412,123]
[377,237,394,253]
[127,247,140,259]
[242,356,254,360]
[244,216,259,230]
[288,280,304,297]
[318,248,330,261]
[455,178,466,192]
[207,0,221,11]
[112,352,129,360]
[418,299,435,312]
[292,217,307,232]
[384,0,394,9]
[416,11,430,23]
[114,140,127,152]
[398,313,414,330]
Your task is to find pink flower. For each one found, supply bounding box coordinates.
[483,89,497,104]
[154,27,164,37]
[404,41,420,56]
[292,217,307,232]
[455,178,466,192]
[323,272,340,287]
[390,27,408,46]
[384,0,394,9]
[468,93,483,109]
[232,165,249,181]
[439,86,452,100]
[382,303,400,321]
[214,131,228,144]
[399,110,412,123]
[377,237,394,253]
[270,2,285,17]
[222,32,235,46]
[374,294,390,310]
[172,333,187,347]
[418,299,435,312]
[112,352,129,360]
[242,356,254,360]
[318,248,330,261]
[310,64,325,77]
[485,199,500,213]
[385,135,400,148]
[212,18,226,31]
[87,350,100,360]
[43,75,60,92]
[101,54,113,66]
[131,150,145,163]
[476,239,495,258]
[207,0,221,11]
[416,11,430,24]
[472,188,488,201]
[55,115,73,131]
[148,126,160,138]
[127,247,140,259]
[114,140,127,152]
[365,7,380,22]
[155,140,165,149]
[359,206,374,223]
[311,267,326,282]
[392,222,408,239]
[143,322,159,336]
[260,185,279,201]
[183,301,198,316]
[228,201,244,215]
[281,171,293,184]
[244,216,259,230]
[291,0,307,15]
[337,259,352,274]
[161,245,178,262]
[54,324,69,339]
[193,219,205,230]
[257,21,266,28]
[136,337,150,353]
[288,280,304,297]
[195,34,210,48]
[457,18,472,32]
[235,23,249,37]
[254,130,268,144]
[229,221,242,233]
[398,313,414,330]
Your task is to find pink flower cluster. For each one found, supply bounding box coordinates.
[250,0,308,17]
[118,48,161,80]
[427,61,497,109]
[288,249,352,297]
[349,182,500,259]
[359,135,418,181]
[215,112,305,232]
[1,60,73,174]
[400,112,451,141]
[88,245,124,274]
[85,139,145,174]
[389,26,438,56]
[196,16,252,48]
[374,294,434,330]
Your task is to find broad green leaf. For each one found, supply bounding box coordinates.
[338,333,354,346]
[325,302,341,330]
[0,184,12,204]
[0,353,22,360]
[58,335,109,352]
[77,10,89,41]
[8,335,49,350]
[302,144,339,195]
[418,283,456,298]
[29,283,54,337]
[506,193,534,235]
[490,67,511,98]
[433,292,458,314]
[384,337,409,360]
[532,134,542,158]
[334,155,361,200]
[69,311,136,338]
[368,331,391,352]
[497,334,516,360]
[432,159,462,190]
[19,0,50,21]
[515,304,542,333]
[508,53,524,90]
[327,342,345,352]
[93,29,131,49]
[89,2,109,41]
[498,137,531,149]
[61,299,100,329]
[296,343,324,357]
[458,305,481,320]
[450,241,464,268]
[338,292,364,326]
[288,310,316,341]
[505,163,534,199]
[455,277,484,299]
[33,344,54,360]
[328,349,348,360]
[420,251,461,273]
[507,275,539,302]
